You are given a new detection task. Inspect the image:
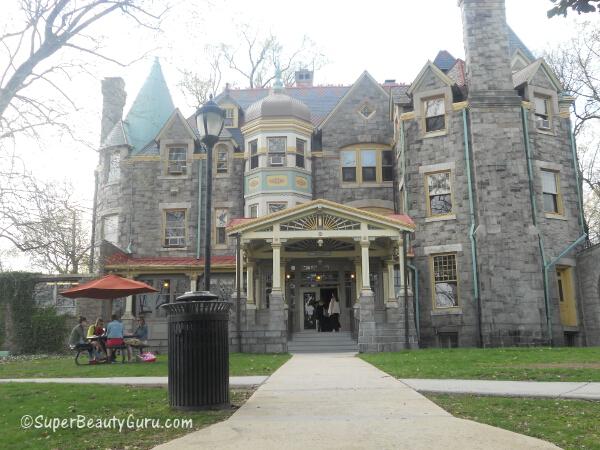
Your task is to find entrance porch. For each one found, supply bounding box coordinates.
[227,199,419,353]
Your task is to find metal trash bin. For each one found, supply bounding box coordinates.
[161,291,232,410]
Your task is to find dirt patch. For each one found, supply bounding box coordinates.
[518,363,600,369]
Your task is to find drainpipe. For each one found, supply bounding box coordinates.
[521,106,553,345]
[196,158,204,260]
[236,233,242,352]
[567,121,587,235]
[407,261,420,343]
[462,108,483,348]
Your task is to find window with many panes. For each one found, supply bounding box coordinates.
[382,150,394,182]
[167,147,187,175]
[268,202,287,214]
[341,150,357,182]
[426,171,452,216]
[224,108,234,127]
[102,214,118,245]
[249,204,258,218]
[296,138,306,168]
[249,140,259,169]
[107,151,120,182]
[432,254,458,308]
[424,97,445,133]
[361,150,377,182]
[164,210,186,247]
[267,137,286,166]
[541,169,561,214]
[215,209,228,245]
[534,95,551,130]
[216,145,228,174]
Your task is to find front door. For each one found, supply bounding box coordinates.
[557,267,578,327]
[302,290,317,329]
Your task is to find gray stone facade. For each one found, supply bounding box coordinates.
[89,0,599,352]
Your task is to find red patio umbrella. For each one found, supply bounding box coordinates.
[60,274,158,299]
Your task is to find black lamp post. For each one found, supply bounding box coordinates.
[196,96,225,292]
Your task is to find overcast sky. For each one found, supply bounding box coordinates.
[1,0,596,271]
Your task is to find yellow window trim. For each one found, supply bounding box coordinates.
[340,147,393,185]
[422,95,448,136]
[430,253,460,310]
[424,170,454,218]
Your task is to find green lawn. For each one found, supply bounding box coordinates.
[0,353,291,379]
[428,394,600,450]
[360,347,600,381]
[0,382,252,450]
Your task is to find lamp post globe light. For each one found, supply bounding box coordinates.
[196,95,225,292]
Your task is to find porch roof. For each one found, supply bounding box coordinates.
[226,199,415,234]
[104,254,236,270]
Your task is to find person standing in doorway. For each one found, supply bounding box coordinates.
[328,294,341,332]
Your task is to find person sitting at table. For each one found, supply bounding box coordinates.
[106,314,131,362]
[69,316,98,364]
[87,318,107,357]
[124,317,148,355]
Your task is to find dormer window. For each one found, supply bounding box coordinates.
[534,95,551,130]
[167,146,187,175]
[268,137,286,167]
[424,97,445,133]
[224,108,234,127]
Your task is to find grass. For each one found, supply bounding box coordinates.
[0,382,252,450]
[428,394,600,450]
[360,347,600,381]
[0,353,291,379]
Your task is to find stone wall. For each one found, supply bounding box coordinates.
[577,243,600,345]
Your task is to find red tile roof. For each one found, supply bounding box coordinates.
[387,214,416,228]
[105,254,236,267]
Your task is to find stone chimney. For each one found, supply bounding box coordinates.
[100,77,126,144]
[295,69,314,87]
[459,0,516,97]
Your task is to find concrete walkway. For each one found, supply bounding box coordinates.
[0,376,266,388]
[153,354,559,450]
[401,378,600,400]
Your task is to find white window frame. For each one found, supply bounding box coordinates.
[167,146,187,175]
[164,209,186,248]
[267,137,287,167]
[431,253,459,309]
[425,170,453,217]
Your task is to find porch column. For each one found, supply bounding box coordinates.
[353,258,362,304]
[385,259,398,307]
[190,275,197,292]
[272,243,282,292]
[247,261,256,307]
[360,240,371,292]
[398,239,406,292]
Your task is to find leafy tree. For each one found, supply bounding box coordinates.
[548,0,600,17]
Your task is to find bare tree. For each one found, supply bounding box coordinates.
[0,173,91,274]
[0,0,167,140]
[178,45,223,109]
[220,25,326,89]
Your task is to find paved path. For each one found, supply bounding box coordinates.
[401,378,600,400]
[153,354,559,450]
[0,376,266,388]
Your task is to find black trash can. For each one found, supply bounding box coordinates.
[161,291,232,410]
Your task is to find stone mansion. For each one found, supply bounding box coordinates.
[91,0,600,352]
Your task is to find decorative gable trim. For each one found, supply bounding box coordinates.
[318,71,390,129]
[156,109,197,142]
[407,61,455,96]
[512,59,563,92]
[511,48,533,71]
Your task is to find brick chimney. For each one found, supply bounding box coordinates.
[295,69,314,87]
[100,77,126,144]
[459,0,516,97]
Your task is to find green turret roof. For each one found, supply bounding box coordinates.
[124,58,175,153]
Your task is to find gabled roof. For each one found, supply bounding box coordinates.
[508,26,535,62]
[407,61,455,96]
[123,58,175,154]
[433,50,456,72]
[319,71,390,129]
[227,198,415,234]
[155,108,197,142]
[214,85,350,126]
[512,58,563,91]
